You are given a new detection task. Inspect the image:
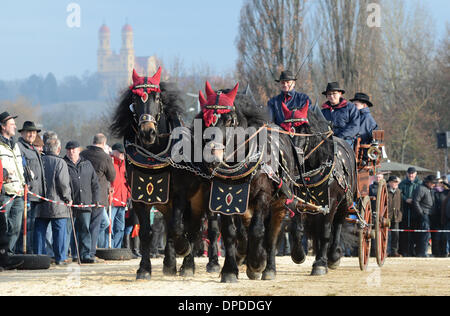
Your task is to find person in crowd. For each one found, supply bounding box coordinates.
[34,138,72,265]
[0,112,26,254]
[80,133,115,259]
[350,92,378,145]
[33,134,44,154]
[399,167,422,257]
[0,158,23,271]
[412,174,438,257]
[110,143,129,249]
[387,176,402,257]
[321,82,360,147]
[64,141,100,264]
[431,176,449,257]
[442,180,450,257]
[150,206,165,258]
[123,204,141,258]
[17,121,45,254]
[267,70,313,131]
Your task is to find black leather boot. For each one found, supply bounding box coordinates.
[131,236,142,258]
[0,248,23,270]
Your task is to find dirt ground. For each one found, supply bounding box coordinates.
[0,256,449,296]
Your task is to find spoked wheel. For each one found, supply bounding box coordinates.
[375,179,389,267]
[358,196,373,271]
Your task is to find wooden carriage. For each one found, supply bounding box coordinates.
[347,130,390,271]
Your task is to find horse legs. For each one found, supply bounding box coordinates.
[262,208,286,280]
[162,212,177,276]
[171,196,191,257]
[235,215,248,266]
[328,210,346,270]
[220,215,239,283]
[246,206,267,280]
[135,205,153,280]
[290,213,306,264]
[179,205,204,277]
[206,213,221,273]
[311,214,333,276]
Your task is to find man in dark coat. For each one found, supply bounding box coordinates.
[412,175,438,257]
[398,167,422,256]
[64,141,100,263]
[268,70,313,131]
[17,121,45,254]
[321,82,360,147]
[80,133,115,259]
[350,93,378,144]
[387,176,402,257]
[34,138,72,265]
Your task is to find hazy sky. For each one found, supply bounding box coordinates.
[0,0,448,81]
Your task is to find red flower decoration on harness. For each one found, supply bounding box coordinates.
[129,67,162,102]
[280,99,309,132]
[199,81,239,127]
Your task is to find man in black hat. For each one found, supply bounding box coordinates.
[412,175,438,257]
[64,140,100,263]
[387,176,402,257]
[321,82,360,147]
[350,93,378,145]
[0,112,26,255]
[17,121,45,253]
[267,70,312,130]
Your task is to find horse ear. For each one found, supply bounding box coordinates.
[226,83,239,103]
[151,66,162,84]
[205,81,215,98]
[199,90,207,107]
[132,69,140,85]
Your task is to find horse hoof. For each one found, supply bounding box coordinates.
[291,250,306,265]
[221,273,238,283]
[246,269,261,280]
[311,266,328,276]
[262,270,276,281]
[174,239,191,257]
[206,262,221,273]
[136,271,151,281]
[163,265,177,276]
[179,267,195,277]
[328,259,341,270]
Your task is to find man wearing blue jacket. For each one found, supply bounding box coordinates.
[350,93,378,144]
[321,82,360,147]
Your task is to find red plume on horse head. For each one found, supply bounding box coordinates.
[199,81,239,127]
[130,67,162,97]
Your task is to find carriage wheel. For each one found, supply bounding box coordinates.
[375,179,389,267]
[358,196,372,271]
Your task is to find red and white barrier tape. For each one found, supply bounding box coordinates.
[390,229,450,233]
[28,191,128,209]
[0,194,18,213]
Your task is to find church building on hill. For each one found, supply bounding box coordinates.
[97,23,158,94]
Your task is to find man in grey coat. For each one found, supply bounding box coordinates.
[412,175,438,257]
[33,138,72,265]
[17,121,45,253]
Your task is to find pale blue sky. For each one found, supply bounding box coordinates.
[0,0,448,80]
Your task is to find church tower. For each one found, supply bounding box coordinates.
[120,24,135,84]
[97,24,111,73]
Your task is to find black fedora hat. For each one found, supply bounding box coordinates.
[350,92,374,108]
[0,111,18,123]
[18,121,41,133]
[322,82,345,95]
[424,175,439,184]
[275,70,297,82]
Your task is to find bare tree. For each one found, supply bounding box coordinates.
[236,0,310,103]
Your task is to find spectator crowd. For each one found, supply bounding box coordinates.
[0,112,152,270]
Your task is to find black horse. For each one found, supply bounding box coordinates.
[110,68,209,280]
[197,82,297,282]
[288,106,358,275]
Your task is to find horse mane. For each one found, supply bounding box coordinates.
[234,93,269,128]
[110,82,185,139]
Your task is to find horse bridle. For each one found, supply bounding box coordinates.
[129,84,162,128]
